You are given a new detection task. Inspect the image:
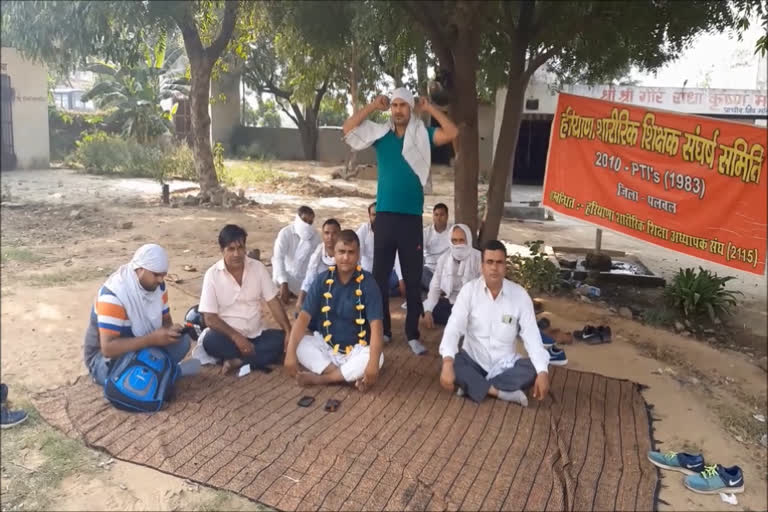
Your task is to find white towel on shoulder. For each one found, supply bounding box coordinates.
[343,88,431,186]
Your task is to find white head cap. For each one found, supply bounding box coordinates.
[391,87,414,108]
[130,244,169,273]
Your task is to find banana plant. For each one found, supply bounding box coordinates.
[82,37,189,144]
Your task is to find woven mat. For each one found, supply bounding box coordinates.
[34,322,659,511]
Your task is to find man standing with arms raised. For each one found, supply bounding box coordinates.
[343,89,458,354]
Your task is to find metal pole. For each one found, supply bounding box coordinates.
[595,228,603,253]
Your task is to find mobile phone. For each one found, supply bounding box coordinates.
[297,396,315,408]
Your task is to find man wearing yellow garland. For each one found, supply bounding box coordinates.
[285,230,384,391]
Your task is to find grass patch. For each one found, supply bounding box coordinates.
[219,161,286,188]
[26,269,104,288]
[0,401,103,511]
[1,248,45,264]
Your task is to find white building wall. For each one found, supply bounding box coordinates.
[493,81,768,160]
[1,47,50,169]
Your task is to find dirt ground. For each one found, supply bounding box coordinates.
[1,165,766,512]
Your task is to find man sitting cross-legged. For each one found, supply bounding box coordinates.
[83,244,195,386]
[200,224,293,374]
[422,224,481,329]
[438,240,550,406]
[285,230,384,392]
[272,205,321,304]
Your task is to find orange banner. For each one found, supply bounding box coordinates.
[543,93,767,275]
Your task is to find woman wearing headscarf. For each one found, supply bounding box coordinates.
[83,244,194,386]
[422,224,481,328]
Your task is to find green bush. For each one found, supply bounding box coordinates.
[505,240,560,293]
[49,106,120,161]
[71,131,197,183]
[664,267,742,321]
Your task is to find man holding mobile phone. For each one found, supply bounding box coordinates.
[83,244,193,386]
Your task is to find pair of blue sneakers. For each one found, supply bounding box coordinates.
[541,331,568,366]
[647,450,744,494]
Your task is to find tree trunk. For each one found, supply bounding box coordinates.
[344,51,360,177]
[173,0,238,197]
[189,60,219,194]
[480,74,529,244]
[296,107,319,161]
[451,33,480,240]
[415,37,428,95]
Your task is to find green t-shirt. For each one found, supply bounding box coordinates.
[373,126,436,216]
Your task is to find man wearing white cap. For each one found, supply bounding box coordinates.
[343,87,458,355]
[83,244,195,386]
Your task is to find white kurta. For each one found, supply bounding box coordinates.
[439,277,550,375]
[271,223,321,295]
[423,224,453,271]
[423,248,481,312]
[301,244,335,293]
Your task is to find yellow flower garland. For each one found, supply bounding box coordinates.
[322,265,368,354]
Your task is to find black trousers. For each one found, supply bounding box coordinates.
[202,329,284,370]
[432,297,453,326]
[373,212,423,341]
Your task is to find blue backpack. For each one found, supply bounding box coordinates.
[104,347,179,412]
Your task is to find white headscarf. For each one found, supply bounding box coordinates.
[293,215,316,265]
[103,244,169,337]
[343,88,431,186]
[321,248,336,266]
[440,224,481,297]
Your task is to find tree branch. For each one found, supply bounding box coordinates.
[402,1,454,73]
[276,99,298,126]
[205,0,240,62]
[372,43,388,71]
[311,78,329,115]
[524,46,558,81]
[171,5,204,64]
[290,103,306,127]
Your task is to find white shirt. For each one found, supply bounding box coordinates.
[271,223,321,285]
[439,277,550,374]
[356,222,375,272]
[301,244,335,293]
[356,221,402,278]
[199,258,278,338]
[423,248,481,312]
[423,224,452,271]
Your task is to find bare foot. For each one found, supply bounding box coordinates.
[296,372,324,387]
[222,358,243,375]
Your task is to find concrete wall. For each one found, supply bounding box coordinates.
[1,47,50,169]
[230,105,494,170]
[231,125,376,164]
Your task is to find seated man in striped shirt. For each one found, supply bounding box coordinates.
[83,244,193,386]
